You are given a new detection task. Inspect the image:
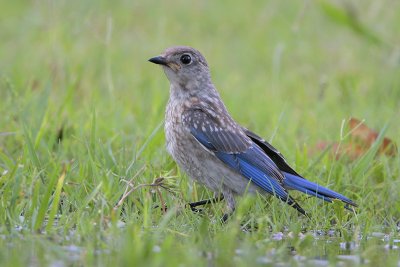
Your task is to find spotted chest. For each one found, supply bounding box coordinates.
[164,97,221,189]
[165,97,199,163]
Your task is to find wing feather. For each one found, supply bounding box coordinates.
[182,107,305,214]
[243,128,303,178]
[182,107,251,153]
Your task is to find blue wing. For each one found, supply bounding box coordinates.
[243,128,303,177]
[182,107,306,215]
[243,128,357,208]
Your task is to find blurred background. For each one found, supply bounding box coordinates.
[1,0,399,153]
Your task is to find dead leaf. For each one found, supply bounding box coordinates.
[315,141,366,160]
[349,118,397,156]
[312,118,397,160]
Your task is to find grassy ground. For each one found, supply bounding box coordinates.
[1,0,400,266]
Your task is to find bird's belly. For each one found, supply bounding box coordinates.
[166,128,222,191]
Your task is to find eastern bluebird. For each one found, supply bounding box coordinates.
[149,46,356,220]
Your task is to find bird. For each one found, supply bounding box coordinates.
[148,46,357,220]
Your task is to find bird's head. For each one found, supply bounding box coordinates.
[149,46,212,92]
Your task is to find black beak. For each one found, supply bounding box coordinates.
[148,56,168,66]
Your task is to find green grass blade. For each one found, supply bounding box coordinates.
[45,168,66,232]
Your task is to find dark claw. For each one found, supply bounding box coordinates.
[187,205,203,213]
[221,213,230,223]
[188,195,225,210]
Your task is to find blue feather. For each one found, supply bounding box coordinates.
[216,151,288,200]
[283,172,356,206]
[190,129,214,150]
[216,150,306,214]
[189,120,355,214]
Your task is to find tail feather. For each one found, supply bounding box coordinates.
[285,196,308,216]
[283,172,357,207]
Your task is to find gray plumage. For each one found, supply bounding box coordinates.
[161,47,255,213]
[148,46,356,217]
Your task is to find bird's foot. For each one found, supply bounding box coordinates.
[187,195,224,213]
[187,205,204,213]
[220,213,230,223]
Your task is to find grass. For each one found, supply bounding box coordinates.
[0,0,400,266]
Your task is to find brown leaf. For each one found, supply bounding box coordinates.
[315,141,367,160]
[312,118,397,160]
[349,118,397,156]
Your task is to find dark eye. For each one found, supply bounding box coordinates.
[180,54,192,65]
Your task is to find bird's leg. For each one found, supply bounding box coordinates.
[220,208,235,223]
[220,189,236,223]
[187,194,224,212]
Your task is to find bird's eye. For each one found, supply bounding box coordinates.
[180,54,192,65]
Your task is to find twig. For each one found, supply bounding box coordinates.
[113,176,170,211]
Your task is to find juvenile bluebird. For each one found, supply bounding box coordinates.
[149,46,356,219]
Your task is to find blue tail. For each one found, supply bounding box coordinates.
[283,172,357,207]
